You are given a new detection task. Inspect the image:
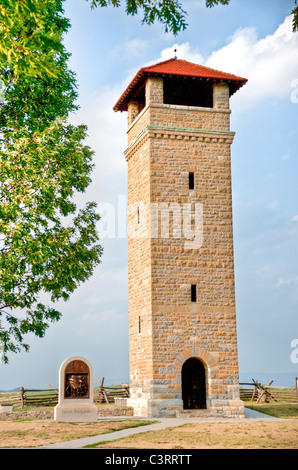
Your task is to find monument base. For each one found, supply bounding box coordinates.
[176,400,245,419]
[127,397,245,419]
[54,402,98,422]
[127,397,184,418]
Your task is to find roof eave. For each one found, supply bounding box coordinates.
[113,70,248,112]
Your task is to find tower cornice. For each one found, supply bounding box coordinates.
[124,124,235,161]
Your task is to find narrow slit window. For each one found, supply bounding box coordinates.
[138,315,141,333]
[191,284,197,302]
[189,172,194,190]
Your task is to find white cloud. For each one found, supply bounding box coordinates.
[158,16,298,112]
[114,38,149,59]
[205,15,298,109]
[256,265,277,279]
[269,200,280,210]
[275,276,298,288]
[157,41,203,64]
[68,83,128,206]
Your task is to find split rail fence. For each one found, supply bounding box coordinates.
[0,379,130,408]
[19,387,58,408]
[94,378,130,404]
[240,378,298,404]
[2,378,297,408]
[0,386,58,409]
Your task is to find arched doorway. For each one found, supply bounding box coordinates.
[182,357,206,409]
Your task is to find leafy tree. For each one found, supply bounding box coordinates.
[89,0,298,35]
[0,0,103,362]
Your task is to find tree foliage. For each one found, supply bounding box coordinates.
[89,0,188,34]
[0,0,102,362]
[293,1,298,32]
[89,0,298,35]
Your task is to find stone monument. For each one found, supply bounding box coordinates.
[54,356,98,422]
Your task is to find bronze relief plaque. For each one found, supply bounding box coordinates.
[64,360,90,399]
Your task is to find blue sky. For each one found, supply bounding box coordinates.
[1,0,298,389]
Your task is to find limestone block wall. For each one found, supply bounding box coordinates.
[213,82,230,110]
[126,134,154,403]
[150,129,240,415]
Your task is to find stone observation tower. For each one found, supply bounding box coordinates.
[114,58,247,418]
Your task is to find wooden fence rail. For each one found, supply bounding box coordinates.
[240,379,298,404]
[94,378,130,404]
[20,387,58,408]
[1,380,130,408]
[0,392,22,406]
[0,387,58,408]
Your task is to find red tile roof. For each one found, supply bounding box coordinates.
[114,58,247,112]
